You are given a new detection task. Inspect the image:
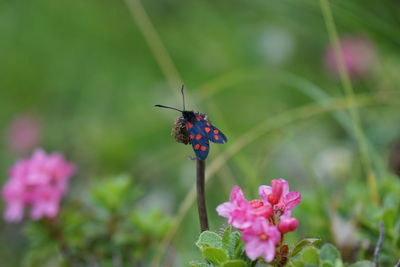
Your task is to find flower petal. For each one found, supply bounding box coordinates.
[216,202,233,218]
[258,185,272,204]
[284,191,301,210]
[263,240,277,262]
[245,239,265,260]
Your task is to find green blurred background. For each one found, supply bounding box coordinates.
[1,0,399,266]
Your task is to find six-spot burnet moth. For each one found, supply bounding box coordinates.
[155,85,227,160]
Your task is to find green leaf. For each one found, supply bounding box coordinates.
[382,208,396,232]
[130,209,171,238]
[90,174,135,210]
[348,261,374,267]
[222,226,232,252]
[221,259,247,267]
[202,247,228,265]
[196,231,223,249]
[189,261,213,267]
[290,238,321,257]
[320,261,334,267]
[222,226,241,259]
[301,247,319,264]
[288,260,305,267]
[319,243,341,264]
[233,240,246,260]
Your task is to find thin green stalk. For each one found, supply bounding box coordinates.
[319,0,379,205]
[206,102,259,197]
[373,221,384,267]
[124,0,182,92]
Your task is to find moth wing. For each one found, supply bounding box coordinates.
[187,122,210,160]
[203,123,227,144]
[190,136,210,160]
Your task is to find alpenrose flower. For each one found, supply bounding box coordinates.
[216,178,301,263]
[242,217,281,262]
[2,149,75,222]
[216,186,255,230]
[259,178,301,220]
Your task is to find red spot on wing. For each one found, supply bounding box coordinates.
[205,127,211,133]
[200,146,207,151]
[214,135,220,140]
[206,122,211,126]
[196,116,201,121]
[194,144,200,150]
[188,122,193,129]
[196,134,202,140]
[213,129,219,134]
[189,134,194,139]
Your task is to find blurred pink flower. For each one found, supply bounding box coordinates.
[2,149,75,222]
[6,114,41,155]
[242,217,281,262]
[324,36,377,78]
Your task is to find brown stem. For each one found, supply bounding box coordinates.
[196,160,209,232]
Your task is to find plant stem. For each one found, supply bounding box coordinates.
[124,0,182,92]
[196,159,209,232]
[374,221,384,267]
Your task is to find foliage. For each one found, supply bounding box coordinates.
[192,230,375,267]
[22,174,171,266]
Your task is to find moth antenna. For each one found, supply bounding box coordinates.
[181,84,186,111]
[154,104,182,112]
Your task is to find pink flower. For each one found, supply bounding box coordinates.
[324,36,377,78]
[216,186,254,229]
[6,113,41,155]
[242,217,281,262]
[2,149,75,222]
[259,178,301,219]
[217,180,302,263]
[278,217,299,234]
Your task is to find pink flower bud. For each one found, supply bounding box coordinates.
[278,218,298,233]
[268,179,287,204]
